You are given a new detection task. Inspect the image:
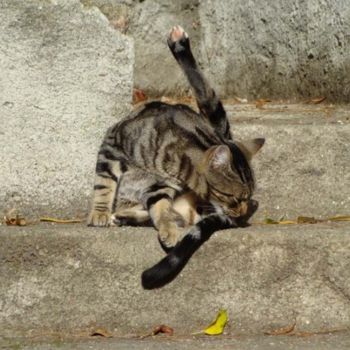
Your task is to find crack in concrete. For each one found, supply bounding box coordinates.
[322,274,350,305]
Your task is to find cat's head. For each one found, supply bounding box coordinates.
[200,138,265,218]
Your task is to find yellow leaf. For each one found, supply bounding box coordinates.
[40,217,83,223]
[327,216,350,222]
[204,309,228,335]
[278,220,297,225]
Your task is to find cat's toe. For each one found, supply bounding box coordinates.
[169,25,188,43]
[87,211,111,227]
[159,235,178,249]
[158,236,173,253]
[158,223,181,250]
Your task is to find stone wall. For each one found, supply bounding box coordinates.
[0,0,134,218]
[90,0,350,101]
[199,0,350,101]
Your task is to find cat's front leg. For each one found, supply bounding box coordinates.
[87,156,123,227]
[87,174,117,226]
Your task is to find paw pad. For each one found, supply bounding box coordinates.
[168,25,188,43]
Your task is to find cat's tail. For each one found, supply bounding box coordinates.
[141,214,236,290]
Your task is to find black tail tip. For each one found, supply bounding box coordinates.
[141,270,159,290]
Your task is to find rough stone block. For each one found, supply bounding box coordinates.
[1,223,350,336]
[227,104,350,220]
[199,0,350,101]
[81,0,350,101]
[82,0,201,96]
[0,0,134,218]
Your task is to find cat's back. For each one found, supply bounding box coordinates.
[112,101,219,146]
[119,101,203,129]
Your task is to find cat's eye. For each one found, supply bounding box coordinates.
[210,186,237,200]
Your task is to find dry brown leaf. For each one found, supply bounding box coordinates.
[255,98,271,109]
[132,88,147,104]
[306,96,327,104]
[4,209,27,226]
[233,96,248,103]
[179,95,195,105]
[110,16,129,33]
[140,324,174,339]
[153,325,174,336]
[40,217,83,224]
[160,95,195,106]
[160,96,176,104]
[265,321,296,336]
[290,327,348,337]
[90,328,113,338]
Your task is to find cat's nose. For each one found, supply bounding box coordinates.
[246,199,259,217]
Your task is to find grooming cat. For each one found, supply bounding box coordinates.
[88,26,264,288]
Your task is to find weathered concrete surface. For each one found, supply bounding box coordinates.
[226,103,350,220]
[86,0,349,101]
[82,0,201,96]
[0,0,133,218]
[1,222,350,337]
[199,0,350,101]
[2,333,350,350]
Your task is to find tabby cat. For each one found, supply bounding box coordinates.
[88,26,264,289]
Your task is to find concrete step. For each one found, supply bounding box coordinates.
[227,103,350,220]
[1,222,350,338]
[2,102,349,220]
[2,332,350,350]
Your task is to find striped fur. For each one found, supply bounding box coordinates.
[88,26,264,287]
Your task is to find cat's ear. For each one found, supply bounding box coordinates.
[208,145,232,170]
[237,138,265,160]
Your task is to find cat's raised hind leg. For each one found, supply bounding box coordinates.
[167,25,231,139]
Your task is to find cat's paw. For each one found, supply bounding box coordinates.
[236,199,259,227]
[110,214,128,227]
[87,210,112,227]
[158,221,182,251]
[167,25,189,52]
